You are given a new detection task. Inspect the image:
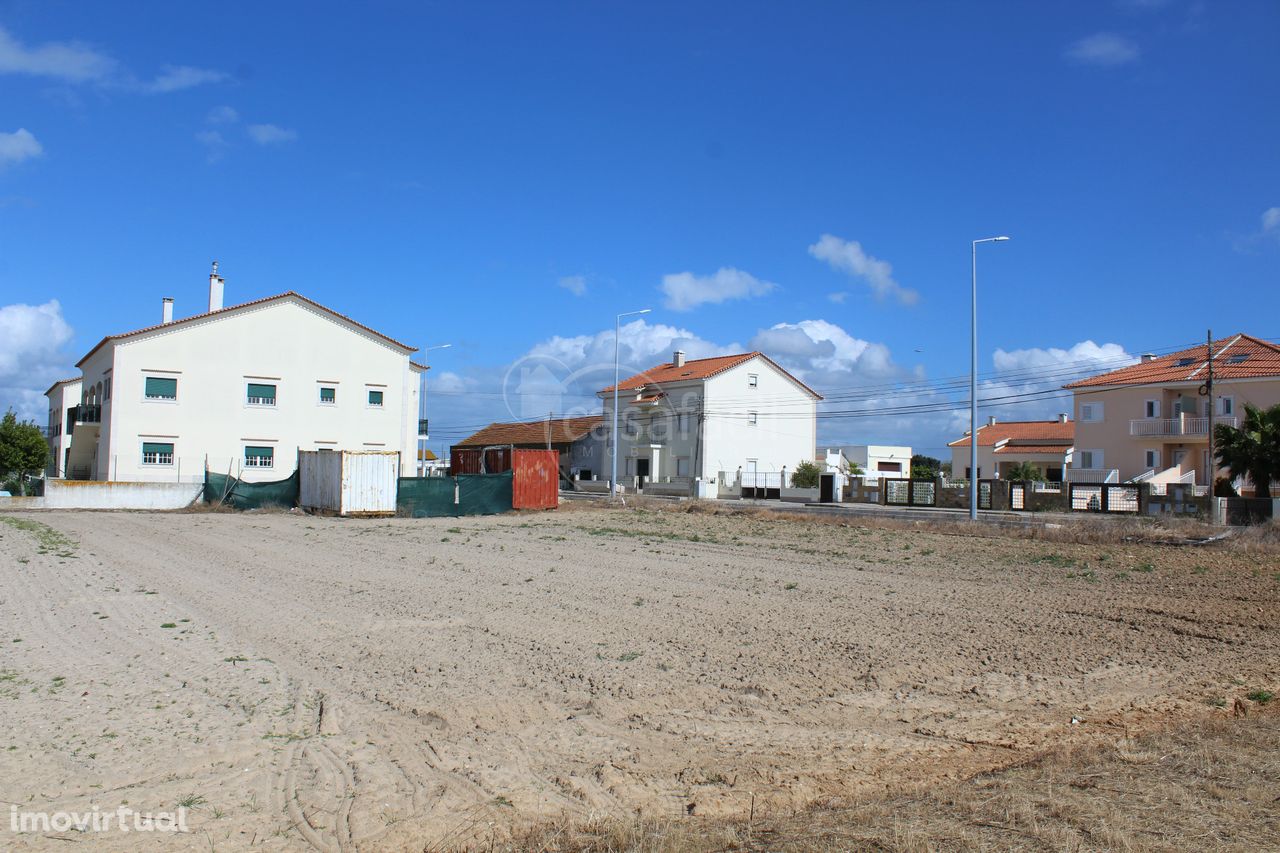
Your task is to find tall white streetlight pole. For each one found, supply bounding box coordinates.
[420,343,452,475]
[970,236,1009,520]
[611,308,651,499]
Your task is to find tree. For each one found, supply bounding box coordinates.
[911,454,941,480]
[1214,402,1280,498]
[791,460,822,489]
[0,411,49,495]
[1004,461,1042,482]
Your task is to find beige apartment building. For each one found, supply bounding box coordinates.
[1064,334,1280,488]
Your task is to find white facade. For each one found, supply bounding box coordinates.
[830,444,913,479]
[601,352,819,487]
[57,284,423,484]
[44,378,83,478]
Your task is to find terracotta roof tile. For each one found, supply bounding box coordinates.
[43,376,82,396]
[600,352,822,399]
[1064,334,1280,390]
[76,291,418,368]
[949,420,1075,448]
[454,415,605,448]
[994,444,1073,455]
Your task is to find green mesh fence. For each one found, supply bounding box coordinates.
[204,470,299,510]
[395,473,513,517]
[457,472,513,516]
[396,477,458,518]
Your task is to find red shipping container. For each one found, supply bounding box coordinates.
[511,449,559,510]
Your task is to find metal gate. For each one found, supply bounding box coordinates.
[1070,483,1140,513]
[885,479,936,507]
[1010,483,1025,510]
[978,480,992,510]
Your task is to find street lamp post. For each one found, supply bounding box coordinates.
[611,308,652,498]
[420,343,452,475]
[970,236,1010,521]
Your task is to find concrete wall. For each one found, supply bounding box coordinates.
[837,445,912,478]
[69,296,420,484]
[42,479,202,510]
[1073,378,1280,486]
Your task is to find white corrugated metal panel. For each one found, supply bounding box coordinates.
[339,450,399,515]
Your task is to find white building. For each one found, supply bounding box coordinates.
[49,268,426,484]
[600,350,820,488]
[44,377,83,478]
[823,444,913,479]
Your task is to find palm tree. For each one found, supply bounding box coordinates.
[1213,402,1280,498]
[1004,461,1042,482]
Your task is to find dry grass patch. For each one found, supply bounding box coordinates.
[503,710,1280,852]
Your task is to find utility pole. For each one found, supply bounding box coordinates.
[1204,329,1215,491]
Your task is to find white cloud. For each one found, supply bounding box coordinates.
[0,26,115,82]
[808,234,919,306]
[558,275,587,297]
[247,124,298,145]
[0,299,75,423]
[1065,33,1141,66]
[1261,207,1280,241]
[660,267,776,311]
[0,128,42,166]
[206,105,239,124]
[143,65,226,94]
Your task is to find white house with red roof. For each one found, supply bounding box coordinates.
[598,349,821,490]
[49,267,426,483]
[1064,333,1280,487]
[948,416,1075,482]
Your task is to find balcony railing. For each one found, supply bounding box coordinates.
[66,404,101,431]
[1129,415,1236,437]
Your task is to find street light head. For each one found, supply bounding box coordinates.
[994,236,1011,242]
[637,308,652,315]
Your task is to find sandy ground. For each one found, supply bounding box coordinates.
[0,506,1276,851]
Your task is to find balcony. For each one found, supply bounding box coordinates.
[1129,415,1236,437]
[65,404,101,432]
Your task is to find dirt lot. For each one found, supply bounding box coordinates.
[0,506,1276,851]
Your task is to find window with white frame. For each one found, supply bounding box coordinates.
[141,441,174,465]
[747,411,758,426]
[247,382,277,406]
[748,373,758,388]
[1144,399,1159,418]
[1079,402,1104,423]
[1144,448,1161,469]
[676,457,690,477]
[144,376,178,400]
[367,388,384,407]
[319,385,336,405]
[244,445,275,468]
[1220,396,1234,416]
[1077,449,1104,469]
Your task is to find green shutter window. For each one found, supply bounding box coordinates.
[368,390,384,406]
[247,383,277,405]
[319,386,336,403]
[144,377,177,399]
[244,445,274,467]
[142,442,174,464]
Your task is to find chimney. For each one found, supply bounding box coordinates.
[1058,412,1069,423]
[987,415,997,427]
[162,297,174,324]
[673,350,686,368]
[1141,353,1155,363]
[208,260,224,312]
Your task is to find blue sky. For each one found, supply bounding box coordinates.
[2,0,1278,457]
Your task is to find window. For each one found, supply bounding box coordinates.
[105,378,111,400]
[748,411,758,426]
[677,413,690,434]
[1226,353,1249,365]
[676,457,690,477]
[1144,449,1161,469]
[1176,357,1196,367]
[748,373,759,388]
[367,389,384,407]
[1144,399,1160,418]
[142,442,174,465]
[247,382,277,406]
[1078,449,1103,470]
[1220,396,1234,416]
[1080,402,1104,423]
[244,446,274,468]
[144,376,177,400]
[319,386,336,405]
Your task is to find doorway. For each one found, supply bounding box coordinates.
[635,457,650,488]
